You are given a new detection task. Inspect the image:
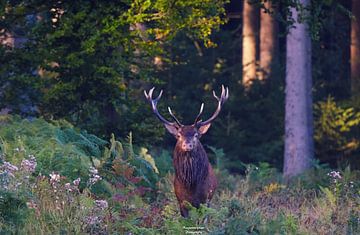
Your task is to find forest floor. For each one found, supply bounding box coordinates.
[0,116,359,234]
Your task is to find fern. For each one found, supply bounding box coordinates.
[0,116,107,183]
[319,186,337,208]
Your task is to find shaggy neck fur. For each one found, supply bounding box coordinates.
[173,142,209,189]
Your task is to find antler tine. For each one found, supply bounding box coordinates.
[213,85,227,102]
[144,87,156,100]
[168,107,182,126]
[221,86,229,104]
[155,89,163,102]
[144,87,178,126]
[196,85,229,127]
[143,89,149,99]
[193,103,204,124]
[212,90,220,101]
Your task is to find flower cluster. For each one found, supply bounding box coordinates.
[0,161,18,189]
[84,215,102,225]
[1,161,18,177]
[83,199,109,233]
[95,200,108,210]
[73,177,81,186]
[21,155,37,173]
[327,171,342,183]
[49,172,61,184]
[88,166,102,186]
[64,178,81,192]
[1,155,38,190]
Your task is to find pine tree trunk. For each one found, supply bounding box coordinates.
[351,0,360,95]
[283,0,314,178]
[242,0,258,87]
[259,1,278,80]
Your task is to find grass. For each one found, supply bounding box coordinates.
[0,115,359,234]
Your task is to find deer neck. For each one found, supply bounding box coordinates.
[173,143,209,189]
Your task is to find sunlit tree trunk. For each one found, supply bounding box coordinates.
[351,0,360,95]
[242,0,258,87]
[283,0,314,178]
[259,1,278,80]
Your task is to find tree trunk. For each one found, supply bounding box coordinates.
[351,0,360,95]
[283,0,314,178]
[242,0,258,87]
[259,1,278,80]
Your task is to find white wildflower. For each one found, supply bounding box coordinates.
[89,166,98,175]
[73,177,81,186]
[95,200,108,210]
[86,215,101,225]
[327,171,342,179]
[26,201,37,209]
[21,156,37,173]
[49,172,61,183]
[3,161,18,172]
[88,167,102,186]
[88,175,102,185]
[65,183,71,191]
[327,170,343,184]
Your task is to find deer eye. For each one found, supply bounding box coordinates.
[176,133,181,139]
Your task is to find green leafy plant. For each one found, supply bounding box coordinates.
[314,96,360,165]
[0,116,359,234]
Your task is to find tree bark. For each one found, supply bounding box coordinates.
[283,0,314,178]
[259,1,278,80]
[351,0,360,95]
[242,0,258,87]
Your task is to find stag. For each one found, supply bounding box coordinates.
[144,85,229,217]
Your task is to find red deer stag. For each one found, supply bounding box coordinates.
[144,85,229,217]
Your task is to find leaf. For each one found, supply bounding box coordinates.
[319,186,336,207]
[139,147,159,174]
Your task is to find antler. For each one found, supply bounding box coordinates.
[193,103,204,124]
[144,87,182,126]
[195,85,229,126]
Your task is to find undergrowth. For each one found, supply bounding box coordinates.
[0,115,359,234]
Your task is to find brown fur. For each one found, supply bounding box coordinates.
[144,86,228,217]
[172,126,217,217]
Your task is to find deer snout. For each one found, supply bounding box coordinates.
[181,142,194,151]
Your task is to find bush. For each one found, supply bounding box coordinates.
[314,96,360,167]
[0,116,359,234]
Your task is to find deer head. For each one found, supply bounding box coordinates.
[144,85,229,152]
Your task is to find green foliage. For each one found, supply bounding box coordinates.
[0,0,227,143]
[0,0,358,230]
[1,0,356,171]
[256,0,351,41]
[0,191,30,232]
[101,133,159,189]
[156,30,285,171]
[0,117,359,234]
[125,0,228,47]
[245,162,281,191]
[207,145,227,171]
[152,149,173,177]
[0,116,106,183]
[314,97,360,165]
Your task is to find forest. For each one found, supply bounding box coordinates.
[0,0,359,234]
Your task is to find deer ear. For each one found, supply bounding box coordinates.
[164,124,179,136]
[198,123,211,135]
